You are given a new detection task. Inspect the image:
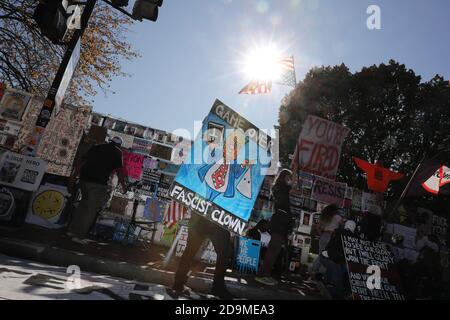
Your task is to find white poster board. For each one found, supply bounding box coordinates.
[0,151,46,191]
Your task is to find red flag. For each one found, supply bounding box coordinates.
[238,80,272,94]
[352,157,404,193]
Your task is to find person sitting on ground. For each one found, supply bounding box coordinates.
[320,220,357,299]
[255,169,294,286]
[66,136,127,245]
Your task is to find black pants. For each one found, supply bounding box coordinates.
[173,214,231,290]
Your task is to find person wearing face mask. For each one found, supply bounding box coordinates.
[255,169,294,286]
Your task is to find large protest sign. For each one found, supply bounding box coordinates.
[0,151,46,191]
[170,99,272,235]
[342,235,405,300]
[311,175,347,207]
[36,106,91,177]
[293,115,349,180]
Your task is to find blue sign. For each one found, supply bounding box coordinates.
[169,99,272,235]
[235,237,261,274]
[143,197,163,222]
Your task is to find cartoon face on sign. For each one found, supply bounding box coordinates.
[198,127,254,201]
[32,190,65,220]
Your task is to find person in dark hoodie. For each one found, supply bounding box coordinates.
[255,169,293,286]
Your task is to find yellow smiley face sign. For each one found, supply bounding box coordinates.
[32,190,65,220]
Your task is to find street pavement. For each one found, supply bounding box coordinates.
[0,254,209,300]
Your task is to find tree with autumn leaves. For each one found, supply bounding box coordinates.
[279,60,450,211]
[0,0,139,105]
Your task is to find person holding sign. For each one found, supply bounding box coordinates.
[255,169,294,286]
[67,137,127,245]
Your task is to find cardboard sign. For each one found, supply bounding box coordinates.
[0,151,46,191]
[0,88,31,121]
[234,237,261,274]
[311,175,346,207]
[362,192,383,216]
[294,115,349,180]
[170,99,272,236]
[122,150,144,181]
[342,235,405,300]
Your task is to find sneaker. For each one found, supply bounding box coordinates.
[254,276,278,286]
[210,286,236,300]
[167,285,192,299]
[71,237,89,245]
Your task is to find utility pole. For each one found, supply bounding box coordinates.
[24,0,98,156]
[25,0,163,156]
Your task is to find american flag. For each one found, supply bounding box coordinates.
[163,200,189,228]
[275,56,297,88]
[238,80,272,95]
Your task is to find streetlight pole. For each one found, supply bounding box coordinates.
[24,0,98,156]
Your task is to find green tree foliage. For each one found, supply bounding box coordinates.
[279,60,450,203]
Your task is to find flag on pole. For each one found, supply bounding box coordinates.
[163,200,189,228]
[238,80,272,94]
[275,56,296,88]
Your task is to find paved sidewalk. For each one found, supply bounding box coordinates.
[0,225,324,300]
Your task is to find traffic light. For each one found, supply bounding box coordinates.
[132,0,163,22]
[33,0,68,44]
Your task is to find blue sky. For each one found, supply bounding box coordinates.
[92,0,450,139]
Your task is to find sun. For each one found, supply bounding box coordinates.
[242,43,283,82]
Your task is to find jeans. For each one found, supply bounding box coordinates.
[67,180,109,238]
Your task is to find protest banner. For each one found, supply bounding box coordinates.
[234,237,261,274]
[342,235,405,300]
[0,151,46,191]
[311,175,347,207]
[0,88,31,121]
[170,99,272,236]
[36,106,91,177]
[122,150,144,181]
[293,115,349,180]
